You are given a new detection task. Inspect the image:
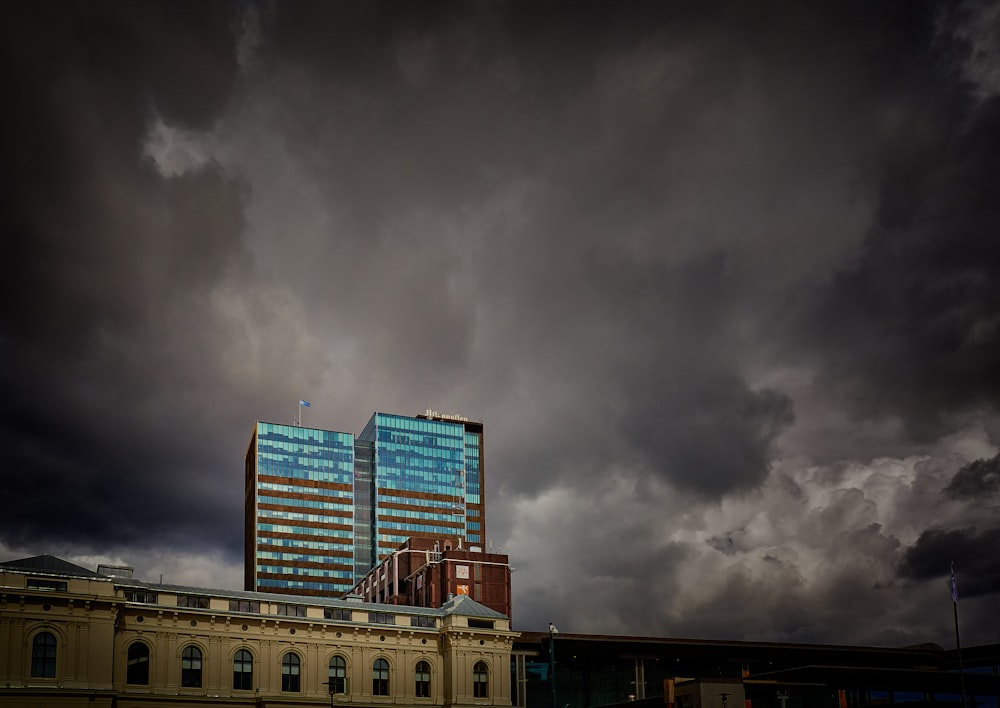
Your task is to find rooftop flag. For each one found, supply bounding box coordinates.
[300,400,311,408]
[951,562,958,602]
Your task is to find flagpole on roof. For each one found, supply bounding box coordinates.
[952,561,967,708]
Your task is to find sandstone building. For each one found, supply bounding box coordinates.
[0,554,516,708]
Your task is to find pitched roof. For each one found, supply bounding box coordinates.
[440,594,508,619]
[0,554,102,578]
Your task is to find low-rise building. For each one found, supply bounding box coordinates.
[348,536,512,620]
[0,554,517,708]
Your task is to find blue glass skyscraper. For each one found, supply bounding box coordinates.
[244,423,356,595]
[246,411,486,597]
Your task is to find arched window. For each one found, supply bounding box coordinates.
[372,657,389,696]
[31,632,57,678]
[328,655,347,694]
[181,645,203,688]
[282,653,301,692]
[473,661,489,698]
[126,642,150,685]
[233,649,253,690]
[415,660,430,698]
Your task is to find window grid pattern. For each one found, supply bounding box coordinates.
[281,653,301,692]
[275,604,308,617]
[254,422,356,595]
[473,661,489,698]
[233,649,253,690]
[126,641,150,685]
[178,595,210,609]
[257,578,345,592]
[181,645,202,687]
[124,589,158,604]
[353,439,376,577]
[31,632,57,678]
[372,658,389,696]
[328,655,347,694]
[367,414,471,559]
[415,660,431,697]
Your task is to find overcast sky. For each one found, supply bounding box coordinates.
[2,0,999,647]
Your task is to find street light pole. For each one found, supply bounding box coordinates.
[549,623,559,708]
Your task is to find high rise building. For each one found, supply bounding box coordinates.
[245,410,486,597]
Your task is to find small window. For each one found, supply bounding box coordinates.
[181,645,203,688]
[229,600,260,613]
[124,589,158,604]
[178,595,210,609]
[328,655,347,694]
[276,603,307,617]
[369,611,394,625]
[325,608,352,621]
[415,660,430,698]
[126,642,150,685]
[473,661,489,698]
[410,616,435,628]
[373,658,389,696]
[282,653,301,692]
[31,631,57,678]
[27,578,67,592]
[468,619,494,629]
[233,649,253,690]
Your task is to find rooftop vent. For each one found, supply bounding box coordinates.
[97,564,134,578]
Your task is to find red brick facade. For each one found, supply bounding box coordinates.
[350,536,513,621]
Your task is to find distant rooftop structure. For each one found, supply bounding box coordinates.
[96,563,134,578]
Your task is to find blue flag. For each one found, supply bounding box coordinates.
[951,565,958,602]
[299,400,311,408]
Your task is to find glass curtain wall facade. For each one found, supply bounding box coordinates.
[245,423,356,596]
[463,427,485,544]
[247,412,486,597]
[352,439,375,580]
[360,413,467,563]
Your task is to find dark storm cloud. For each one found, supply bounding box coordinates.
[793,92,1000,440]
[945,453,1000,499]
[899,528,1000,598]
[0,1,255,555]
[214,1,834,499]
[4,0,1000,646]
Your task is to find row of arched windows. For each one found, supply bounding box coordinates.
[122,640,490,696]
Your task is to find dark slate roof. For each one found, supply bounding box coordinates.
[116,578,442,616]
[0,554,102,578]
[440,594,507,619]
[1,555,509,622]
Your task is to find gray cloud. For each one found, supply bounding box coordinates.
[3,0,1000,647]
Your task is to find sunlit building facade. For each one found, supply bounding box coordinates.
[246,410,486,597]
[0,554,515,708]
